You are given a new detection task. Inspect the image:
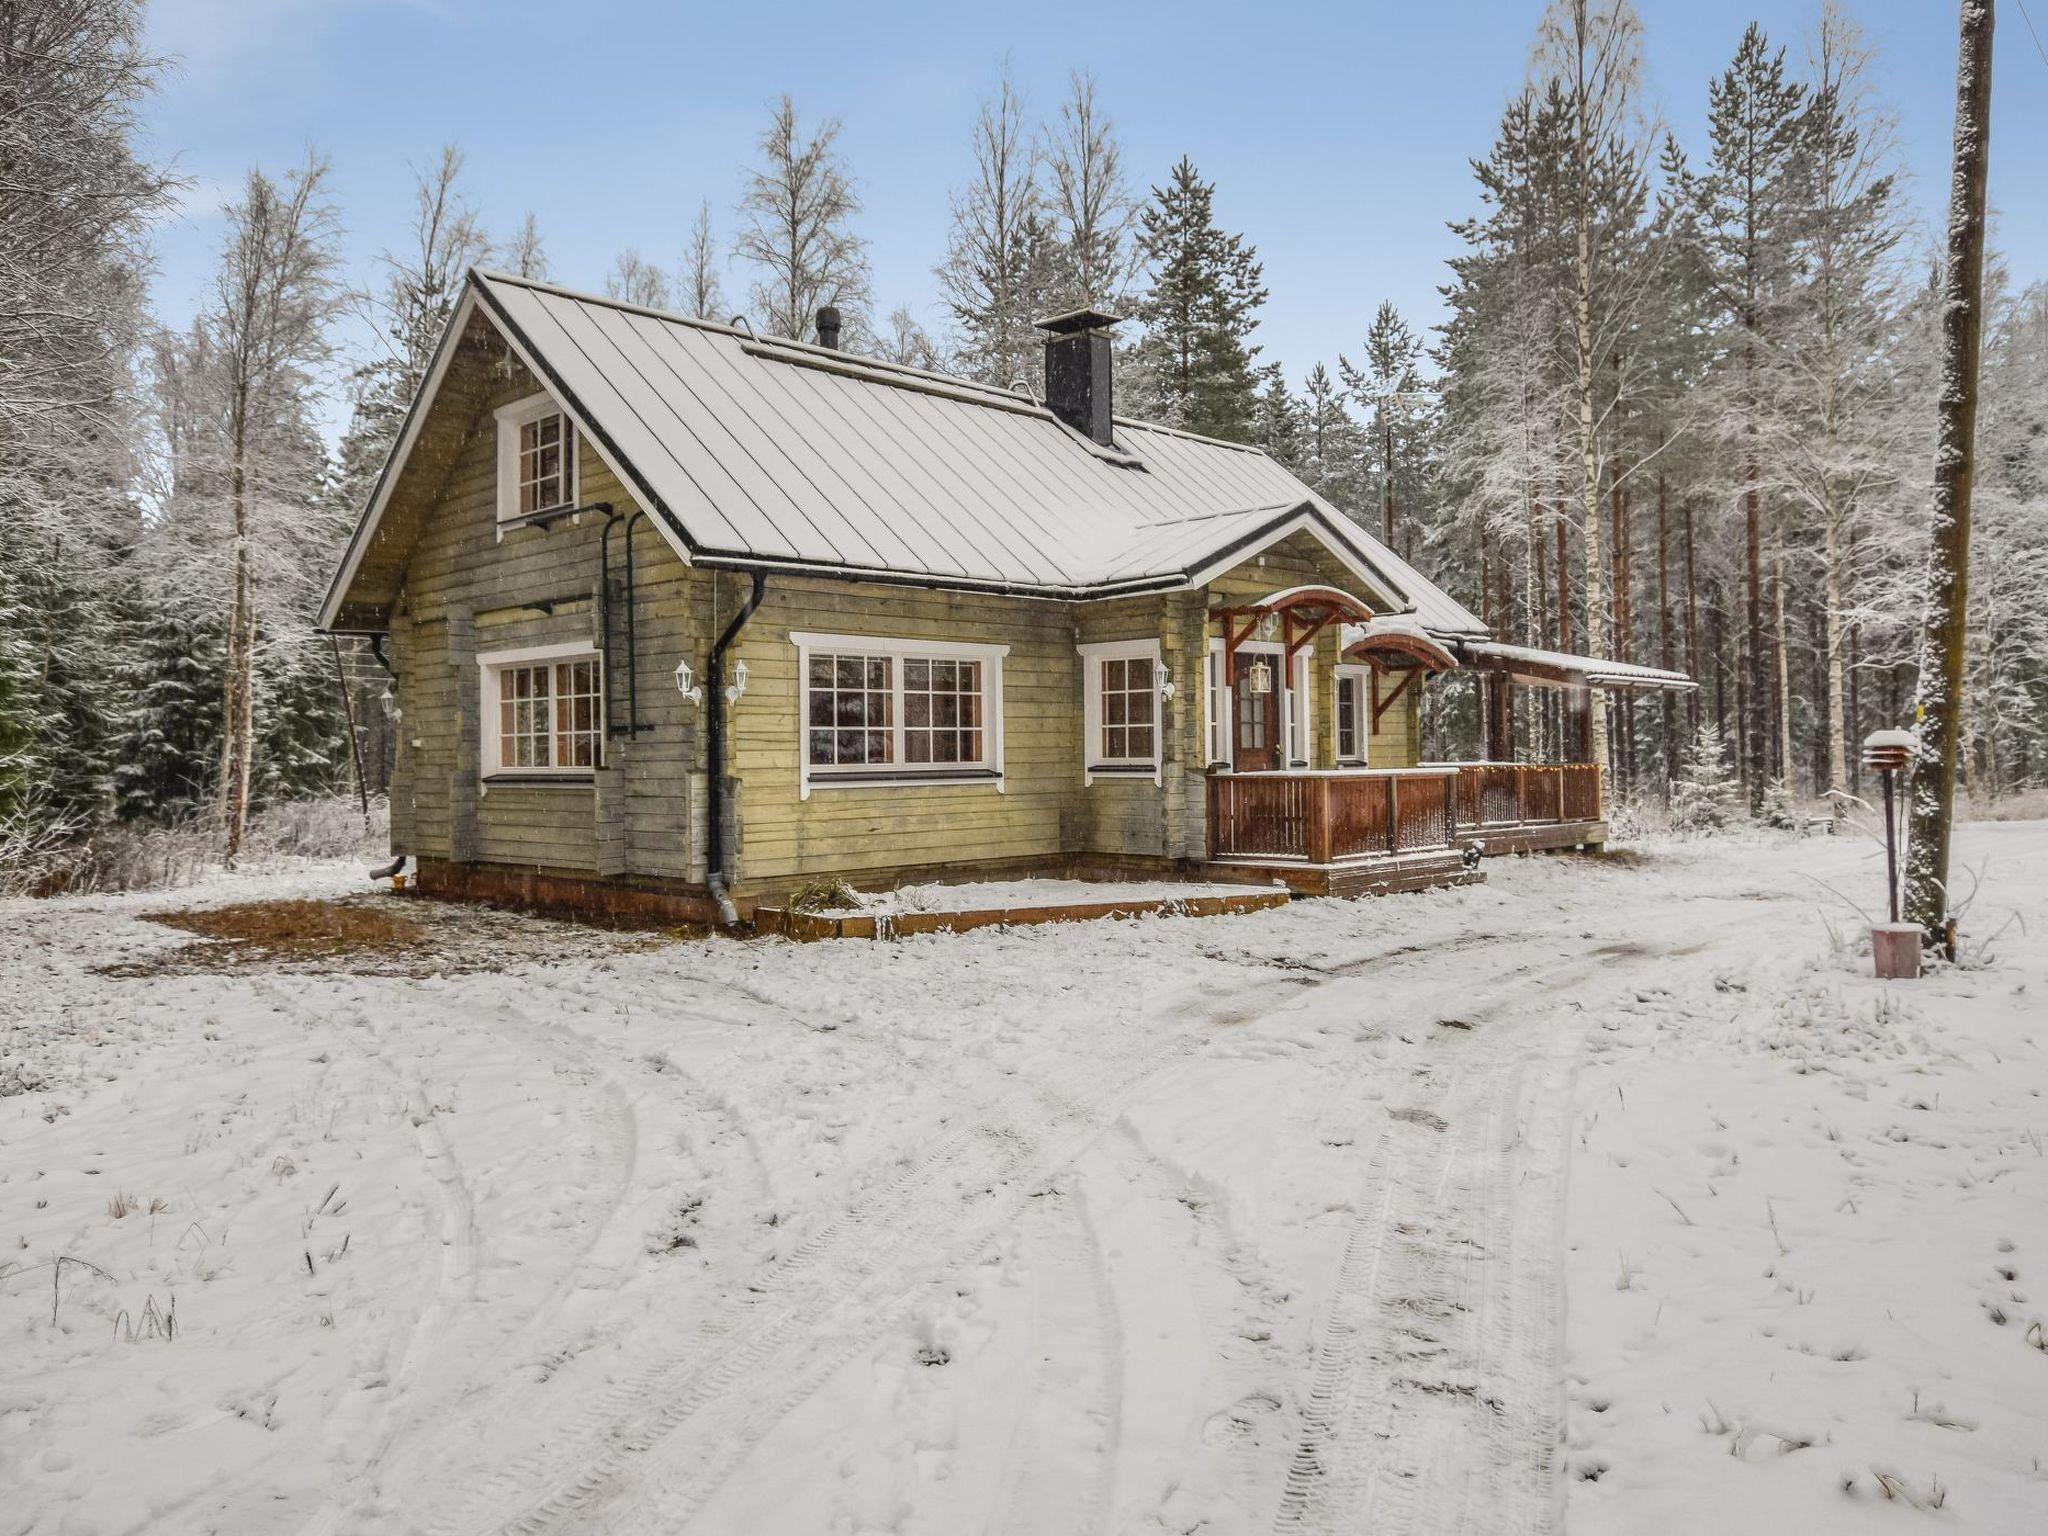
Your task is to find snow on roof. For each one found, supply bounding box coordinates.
[1459,640,1696,691]
[321,270,1488,636]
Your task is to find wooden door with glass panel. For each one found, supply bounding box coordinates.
[1232,650,1281,772]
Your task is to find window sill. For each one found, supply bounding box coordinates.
[1086,762,1161,776]
[481,773,597,789]
[806,768,1002,791]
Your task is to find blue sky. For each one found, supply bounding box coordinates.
[142,0,2046,416]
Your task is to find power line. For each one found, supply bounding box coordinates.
[2016,0,2048,73]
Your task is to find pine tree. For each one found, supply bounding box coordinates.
[1253,364,1307,472]
[1131,158,1267,441]
[1697,22,1808,809]
[1341,302,1434,547]
[1300,363,1367,510]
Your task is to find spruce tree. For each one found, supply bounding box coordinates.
[1697,22,1808,809]
[112,607,223,821]
[1131,158,1267,441]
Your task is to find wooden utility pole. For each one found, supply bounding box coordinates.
[1905,0,1993,955]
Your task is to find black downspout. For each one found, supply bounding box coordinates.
[704,569,767,925]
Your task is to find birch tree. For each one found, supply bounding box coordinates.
[605,248,672,309]
[680,199,725,320]
[1043,70,1143,310]
[199,156,344,864]
[734,95,871,345]
[1533,0,1659,787]
[936,70,1053,385]
[1765,2,1909,807]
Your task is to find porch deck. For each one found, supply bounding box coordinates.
[1204,762,1604,896]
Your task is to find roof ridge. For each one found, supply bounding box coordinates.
[469,267,1272,458]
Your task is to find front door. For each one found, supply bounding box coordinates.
[1233,650,1281,772]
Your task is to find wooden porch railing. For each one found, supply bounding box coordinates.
[1206,762,1602,863]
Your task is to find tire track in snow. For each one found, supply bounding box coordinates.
[991,1185,1121,1536]
[1272,923,1753,1536]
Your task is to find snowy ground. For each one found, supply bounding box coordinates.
[3,827,2043,1535]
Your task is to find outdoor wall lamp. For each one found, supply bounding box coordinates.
[1155,660,1176,702]
[725,658,749,706]
[674,657,703,707]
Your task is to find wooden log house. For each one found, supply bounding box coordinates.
[320,272,1692,924]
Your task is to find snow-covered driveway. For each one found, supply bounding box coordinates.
[5,828,2044,1535]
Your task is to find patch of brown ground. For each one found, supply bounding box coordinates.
[102,894,700,977]
[150,898,429,958]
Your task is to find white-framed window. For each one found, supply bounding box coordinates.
[792,631,1007,799]
[1079,638,1165,785]
[477,643,604,779]
[495,392,578,524]
[1204,639,1230,766]
[1335,664,1371,765]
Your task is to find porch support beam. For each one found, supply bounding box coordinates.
[1371,665,1422,728]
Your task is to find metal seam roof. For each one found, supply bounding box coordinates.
[322,269,1493,637]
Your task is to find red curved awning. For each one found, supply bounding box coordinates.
[1343,623,1459,672]
[1213,584,1378,656]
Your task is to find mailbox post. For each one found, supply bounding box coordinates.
[1862,728,1919,979]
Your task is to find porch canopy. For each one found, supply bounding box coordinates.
[1213,584,1381,656]
[1456,640,1696,693]
[1342,613,1461,673]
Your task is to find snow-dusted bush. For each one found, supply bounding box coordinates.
[1670,722,1738,835]
[1759,776,1798,830]
[244,794,386,859]
[4,793,385,897]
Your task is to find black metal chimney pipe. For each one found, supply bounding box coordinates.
[815,305,842,350]
[1035,307,1121,446]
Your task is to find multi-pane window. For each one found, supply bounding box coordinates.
[904,657,982,764]
[517,411,573,514]
[1079,639,1165,784]
[491,654,601,773]
[1098,656,1156,762]
[496,394,578,523]
[795,634,1006,794]
[807,653,895,766]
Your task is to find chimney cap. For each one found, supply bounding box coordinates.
[1033,306,1122,336]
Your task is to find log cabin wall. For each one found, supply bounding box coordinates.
[382,344,1423,900]
[383,347,708,888]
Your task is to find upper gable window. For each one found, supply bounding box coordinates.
[494,393,578,523]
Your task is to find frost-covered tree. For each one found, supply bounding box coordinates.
[680,200,725,320]
[1042,70,1143,311]
[504,212,549,280]
[605,248,671,309]
[0,0,170,832]
[1696,22,1808,806]
[936,70,1054,386]
[734,95,871,345]
[1762,1,1911,805]
[1670,718,1736,832]
[174,155,345,863]
[111,608,223,820]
